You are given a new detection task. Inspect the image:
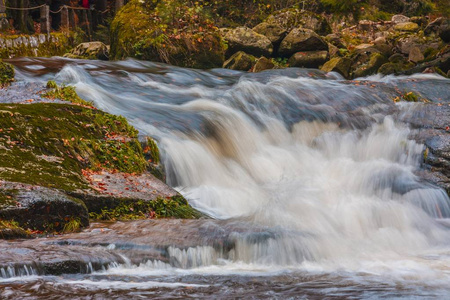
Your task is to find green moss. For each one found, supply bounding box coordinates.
[62,217,82,233]
[0,103,147,191]
[0,189,19,209]
[402,91,420,102]
[0,219,29,239]
[89,195,204,221]
[42,83,93,106]
[0,61,14,87]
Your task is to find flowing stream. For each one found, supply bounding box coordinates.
[1,57,450,298]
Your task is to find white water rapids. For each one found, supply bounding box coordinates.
[3,58,450,298]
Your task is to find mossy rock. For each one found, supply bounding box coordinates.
[0,103,146,191]
[266,9,331,36]
[279,28,328,57]
[353,53,387,78]
[378,61,414,75]
[223,51,257,71]
[394,22,420,32]
[224,27,273,58]
[253,56,275,72]
[320,57,352,79]
[0,61,14,87]
[288,50,329,68]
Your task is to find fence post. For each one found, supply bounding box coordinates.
[0,0,9,32]
[40,5,50,34]
[61,5,69,31]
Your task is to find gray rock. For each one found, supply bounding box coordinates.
[252,22,286,44]
[66,41,109,60]
[288,50,329,68]
[409,47,424,63]
[279,28,328,57]
[224,27,273,58]
[392,15,410,24]
[223,51,257,71]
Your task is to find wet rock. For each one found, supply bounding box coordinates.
[65,41,109,60]
[252,22,287,45]
[224,27,273,58]
[392,15,410,24]
[253,57,275,72]
[266,9,331,36]
[409,46,424,63]
[320,57,352,79]
[353,53,387,78]
[394,22,420,32]
[279,28,328,57]
[288,50,329,68]
[0,182,89,232]
[223,51,257,71]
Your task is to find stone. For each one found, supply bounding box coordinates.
[67,41,109,60]
[279,28,328,57]
[389,53,406,63]
[425,17,444,35]
[439,19,450,43]
[320,57,352,79]
[410,16,428,26]
[223,51,257,71]
[392,15,410,24]
[325,34,345,49]
[394,22,419,32]
[266,9,331,35]
[224,27,273,58]
[252,22,287,45]
[409,47,424,63]
[0,183,89,232]
[353,53,387,78]
[253,57,275,72]
[358,20,373,31]
[288,50,329,68]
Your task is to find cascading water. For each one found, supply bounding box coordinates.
[2,57,450,298]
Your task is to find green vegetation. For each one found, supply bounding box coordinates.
[0,219,29,239]
[42,81,93,106]
[0,103,147,191]
[89,195,204,221]
[62,217,82,233]
[0,61,14,87]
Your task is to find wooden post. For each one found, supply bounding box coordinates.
[18,0,29,33]
[40,5,50,34]
[0,0,9,32]
[61,6,69,31]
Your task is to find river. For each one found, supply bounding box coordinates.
[1,57,450,299]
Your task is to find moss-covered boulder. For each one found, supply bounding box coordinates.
[0,61,14,87]
[409,46,425,63]
[110,0,225,68]
[223,51,257,71]
[394,22,420,32]
[224,27,273,58]
[279,28,328,57]
[65,42,109,60]
[288,50,329,68]
[320,57,352,79]
[265,9,331,36]
[378,61,414,75]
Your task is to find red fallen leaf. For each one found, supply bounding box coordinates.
[446,126,449,131]
[125,188,129,190]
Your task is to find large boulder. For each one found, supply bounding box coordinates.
[279,28,328,57]
[224,27,273,57]
[252,22,287,45]
[66,42,109,60]
[288,50,329,68]
[223,51,257,71]
[265,9,331,36]
[320,57,352,79]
